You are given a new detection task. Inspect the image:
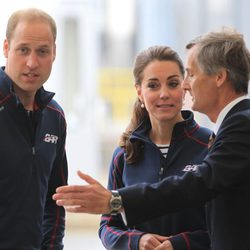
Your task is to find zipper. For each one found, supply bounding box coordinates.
[159,166,164,181]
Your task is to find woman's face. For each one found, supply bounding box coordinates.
[136,60,184,126]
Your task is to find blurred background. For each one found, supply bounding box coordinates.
[1,0,250,249]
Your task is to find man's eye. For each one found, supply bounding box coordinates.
[38,49,49,55]
[19,47,29,54]
[185,71,193,78]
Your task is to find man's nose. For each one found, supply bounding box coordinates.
[181,78,190,91]
[26,52,39,68]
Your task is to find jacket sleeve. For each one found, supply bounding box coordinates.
[99,147,144,250]
[42,119,68,250]
[169,230,210,250]
[119,112,250,226]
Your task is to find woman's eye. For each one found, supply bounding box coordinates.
[147,82,158,89]
[169,81,179,88]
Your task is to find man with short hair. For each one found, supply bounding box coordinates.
[53,27,250,250]
[1,8,68,249]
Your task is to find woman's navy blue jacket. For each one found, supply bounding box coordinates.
[0,67,68,249]
[99,110,211,250]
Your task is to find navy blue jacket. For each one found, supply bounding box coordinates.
[119,99,250,250]
[0,67,68,249]
[99,111,211,249]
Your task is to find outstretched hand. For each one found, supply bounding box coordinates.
[52,170,112,214]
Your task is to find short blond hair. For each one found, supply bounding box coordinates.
[6,8,57,42]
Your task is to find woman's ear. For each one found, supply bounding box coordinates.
[135,83,142,102]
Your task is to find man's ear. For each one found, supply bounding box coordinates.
[216,68,228,87]
[52,43,56,62]
[3,39,9,58]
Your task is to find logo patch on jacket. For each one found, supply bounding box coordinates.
[44,134,58,144]
[182,165,198,172]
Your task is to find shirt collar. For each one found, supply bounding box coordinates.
[214,95,248,135]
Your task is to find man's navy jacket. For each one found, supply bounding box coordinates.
[100,111,211,249]
[119,99,250,250]
[0,67,68,249]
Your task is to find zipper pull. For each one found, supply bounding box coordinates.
[32,147,36,155]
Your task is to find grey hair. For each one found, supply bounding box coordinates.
[186,27,250,94]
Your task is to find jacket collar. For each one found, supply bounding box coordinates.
[224,98,250,120]
[214,96,248,134]
[130,110,197,142]
[0,66,55,110]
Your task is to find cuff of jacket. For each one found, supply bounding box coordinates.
[169,233,190,250]
[131,232,145,250]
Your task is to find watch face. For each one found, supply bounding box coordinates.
[112,198,122,209]
[110,191,122,214]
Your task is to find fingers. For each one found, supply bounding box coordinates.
[154,235,169,242]
[55,196,84,206]
[52,186,86,203]
[77,171,101,185]
[52,171,111,214]
[139,234,162,250]
[154,240,173,250]
[64,205,88,213]
[54,185,85,194]
[55,172,98,194]
[77,171,99,185]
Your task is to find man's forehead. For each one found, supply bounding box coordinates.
[186,47,198,64]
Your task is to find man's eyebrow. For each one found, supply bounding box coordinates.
[16,43,50,47]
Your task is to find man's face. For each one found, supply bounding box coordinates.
[3,20,56,98]
[182,46,218,120]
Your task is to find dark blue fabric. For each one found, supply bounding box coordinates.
[0,67,67,249]
[120,99,250,250]
[99,111,211,249]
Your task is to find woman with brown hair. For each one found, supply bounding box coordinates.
[98,45,211,250]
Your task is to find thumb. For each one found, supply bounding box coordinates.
[77,170,99,185]
[154,234,170,242]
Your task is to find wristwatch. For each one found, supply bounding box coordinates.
[110,190,122,215]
